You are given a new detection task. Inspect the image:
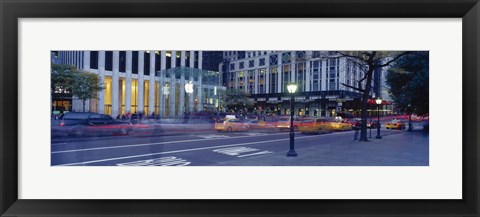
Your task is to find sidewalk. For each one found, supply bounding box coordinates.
[219,130,429,166]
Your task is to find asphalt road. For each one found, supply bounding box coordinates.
[51,123,427,166]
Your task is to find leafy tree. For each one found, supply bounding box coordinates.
[334,51,411,141]
[386,51,429,117]
[51,64,77,94]
[71,71,104,112]
[51,64,104,112]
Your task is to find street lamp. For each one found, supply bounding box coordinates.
[286,82,298,157]
[375,97,382,139]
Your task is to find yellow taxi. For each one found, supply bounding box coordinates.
[214,119,250,132]
[331,118,353,131]
[385,119,406,130]
[298,118,334,134]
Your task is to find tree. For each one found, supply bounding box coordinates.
[71,71,104,112]
[51,64,104,112]
[333,51,411,141]
[224,89,253,113]
[51,64,77,94]
[386,51,429,117]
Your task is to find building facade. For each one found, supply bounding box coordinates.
[53,50,225,117]
[219,51,388,117]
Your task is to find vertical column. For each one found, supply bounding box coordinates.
[291,51,296,82]
[179,71,185,115]
[321,59,327,91]
[189,51,195,68]
[265,59,270,94]
[305,51,312,92]
[149,51,155,115]
[112,51,120,117]
[339,58,346,91]
[125,51,132,113]
[97,51,106,114]
[189,51,195,112]
[254,69,259,94]
[137,51,144,113]
[171,50,176,69]
[83,51,90,70]
[277,53,282,93]
[170,70,176,117]
[180,51,186,67]
[197,51,203,111]
[160,51,166,117]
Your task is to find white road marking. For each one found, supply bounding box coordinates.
[213,146,274,158]
[196,134,231,139]
[237,151,273,158]
[213,147,259,156]
[57,138,289,166]
[51,132,289,154]
[116,156,191,166]
[56,131,355,166]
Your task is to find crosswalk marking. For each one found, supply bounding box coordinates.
[117,156,191,166]
[213,146,273,158]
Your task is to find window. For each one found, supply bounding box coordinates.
[166,51,172,69]
[119,51,126,72]
[239,62,244,69]
[270,55,278,65]
[230,63,235,70]
[282,53,291,63]
[105,51,113,71]
[155,52,161,72]
[89,51,98,69]
[144,52,150,75]
[132,51,138,74]
[259,58,265,66]
[175,51,181,67]
[249,60,254,68]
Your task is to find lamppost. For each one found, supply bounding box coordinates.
[286,82,298,157]
[375,97,382,139]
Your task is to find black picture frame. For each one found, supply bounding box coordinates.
[1,0,479,216]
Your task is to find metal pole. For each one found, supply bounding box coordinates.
[287,95,297,157]
[376,104,382,139]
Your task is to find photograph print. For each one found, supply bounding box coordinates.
[51,50,429,166]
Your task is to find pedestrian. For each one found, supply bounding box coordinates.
[354,125,359,141]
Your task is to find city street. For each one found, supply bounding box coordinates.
[51,122,428,166]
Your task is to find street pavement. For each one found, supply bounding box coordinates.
[51,122,428,166]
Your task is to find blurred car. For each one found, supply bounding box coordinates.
[214,119,250,132]
[58,112,132,136]
[350,118,378,129]
[298,118,334,134]
[244,119,275,130]
[385,119,406,130]
[331,119,353,131]
[276,116,302,131]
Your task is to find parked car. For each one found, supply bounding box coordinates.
[385,119,406,130]
[214,119,249,132]
[58,112,133,136]
[298,118,334,134]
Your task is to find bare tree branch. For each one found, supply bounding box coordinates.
[341,83,365,92]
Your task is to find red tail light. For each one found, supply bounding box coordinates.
[59,122,65,126]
